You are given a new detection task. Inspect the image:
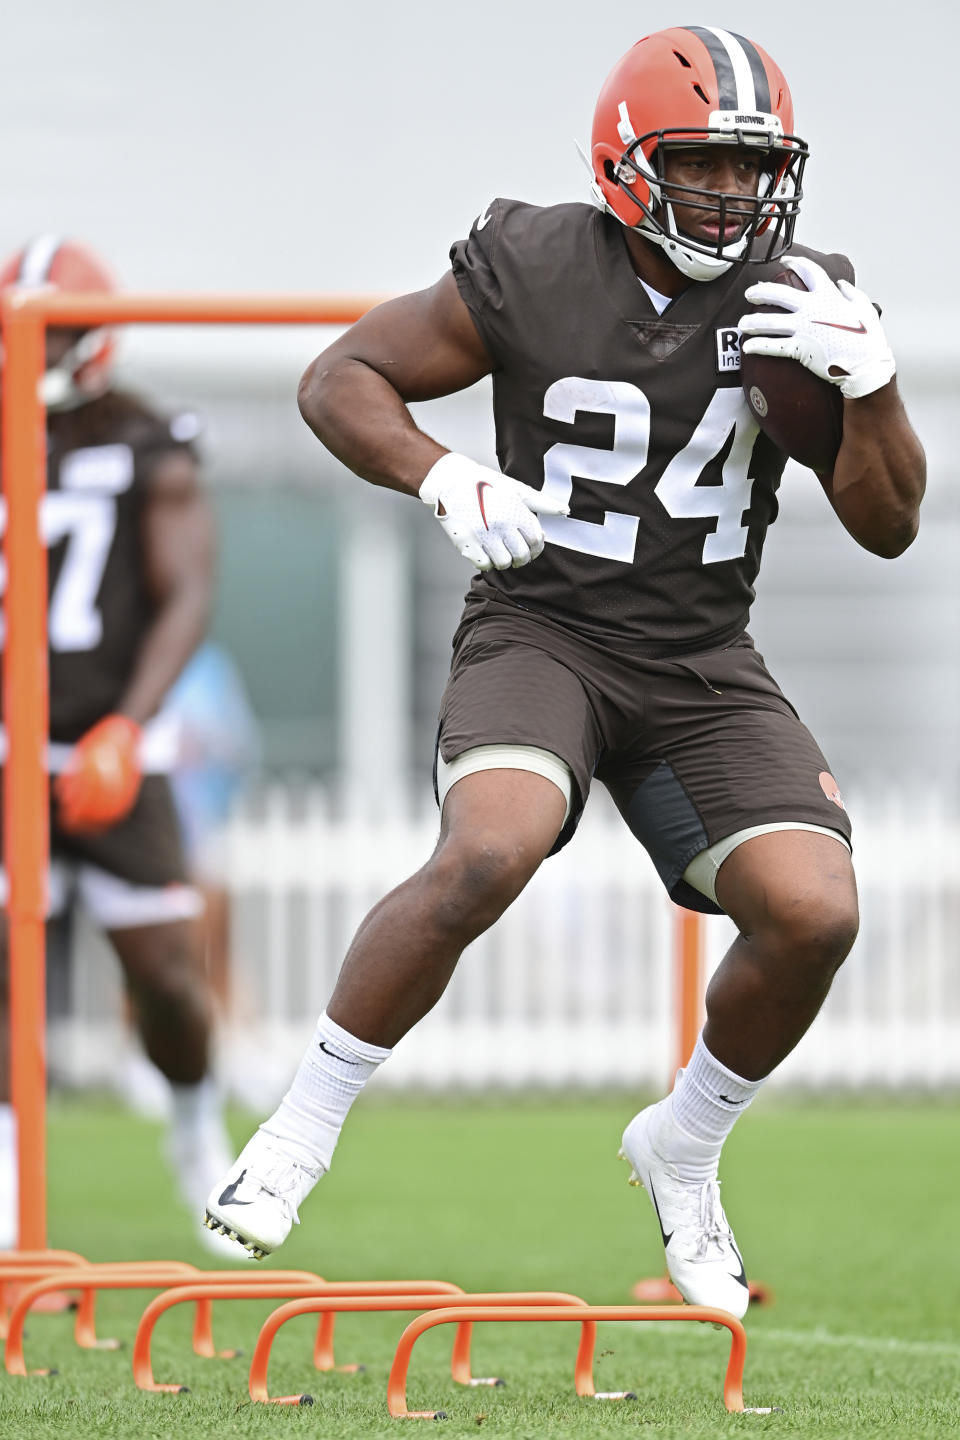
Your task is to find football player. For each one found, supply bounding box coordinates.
[206,28,925,1311]
[0,237,233,1250]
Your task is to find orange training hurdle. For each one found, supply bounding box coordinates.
[245,1291,609,1406]
[133,1286,599,1401]
[3,1265,339,1375]
[386,1304,755,1418]
[0,1250,88,1338]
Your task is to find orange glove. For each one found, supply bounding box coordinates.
[55,714,143,834]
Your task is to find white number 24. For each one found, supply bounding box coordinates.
[538,377,759,565]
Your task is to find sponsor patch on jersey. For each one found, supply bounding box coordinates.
[716,327,742,372]
[60,443,134,495]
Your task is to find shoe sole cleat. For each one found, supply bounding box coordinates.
[203,1210,266,1261]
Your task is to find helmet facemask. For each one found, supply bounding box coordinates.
[604,119,808,281]
[41,327,114,411]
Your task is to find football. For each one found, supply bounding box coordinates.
[740,267,844,474]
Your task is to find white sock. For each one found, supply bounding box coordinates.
[0,1103,18,1248]
[664,1034,764,1180]
[259,1011,390,1174]
[170,1075,223,1138]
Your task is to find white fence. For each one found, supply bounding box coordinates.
[56,783,960,1099]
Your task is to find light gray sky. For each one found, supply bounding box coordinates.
[1,0,956,363]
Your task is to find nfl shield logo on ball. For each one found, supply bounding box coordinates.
[715,327,741,372]
[748,385,768,419]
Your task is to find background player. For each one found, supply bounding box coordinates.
[206,27,925,1311]
[0,237,232,1249]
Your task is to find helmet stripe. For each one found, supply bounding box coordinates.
[728,32,772,113]
[684,26,769,113]
[18,234,63,288]
[683,26,741,109]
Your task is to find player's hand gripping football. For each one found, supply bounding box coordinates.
[55,714,143,834]
[739,256,895,400]
[419,452,569,571]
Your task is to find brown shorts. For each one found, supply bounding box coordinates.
[0,773,188,890]
[436,596,851,915]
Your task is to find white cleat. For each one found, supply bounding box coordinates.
[620,1103,750,1319]
[197,1219,252,1261]
[203,1132,321,1261]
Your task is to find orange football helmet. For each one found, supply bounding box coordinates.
[0,236,117,409]
[590,27,808,281]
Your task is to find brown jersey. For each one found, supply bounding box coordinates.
[450,200,854,657]
[1,390,199,742]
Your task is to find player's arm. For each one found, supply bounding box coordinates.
[117,447,215,724]
[298,271,567,571]
[817,381,925,557]
[740,256,925,556]
[56,450,214,834]
[298,271,492,493]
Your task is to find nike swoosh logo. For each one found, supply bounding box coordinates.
[647,1179,674,1249]
[728,1241,749,1289]
[318,1039,361,1065]
[476,208,493,230]
[218,1169,253,1206]
[476,480,491,529]
[813,319,867,334]
[719,1094,748,1107]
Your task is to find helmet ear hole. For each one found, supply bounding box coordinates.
[603,158,617,182]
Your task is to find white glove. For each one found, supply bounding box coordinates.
[739,256,895,400]
[418,452,569,571]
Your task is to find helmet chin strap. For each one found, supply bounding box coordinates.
[579,141,754,284]
[643,205,748,282]
[640,191,750,280]
[40,367,90,412]
[40,329,111,412]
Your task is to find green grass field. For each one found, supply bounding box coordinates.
[1,1092,958,1439]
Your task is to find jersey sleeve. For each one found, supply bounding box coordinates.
[448,198,515,368]
[788,244,856,287]
[135,407,204,476]
[821,251,856,286]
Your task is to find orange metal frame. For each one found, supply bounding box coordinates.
[2,1262,337,1373]
[245,1290,600,1406]
[674,906,705,1071]
[132,1283,590,1397]
[0,1250,87,1338]
[386,1304,751,1418]
[0,287,385,1252]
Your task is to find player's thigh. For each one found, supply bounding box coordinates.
[437,763,570,885]
[437,629,601,854]
[714,826,859,958]
[603,638,852,915]
[106,915,201,994]
[63,775,204,988]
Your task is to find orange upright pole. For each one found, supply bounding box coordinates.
[674,905,704,1073]
[2,299,49,1252]
[0,288,383,1259]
